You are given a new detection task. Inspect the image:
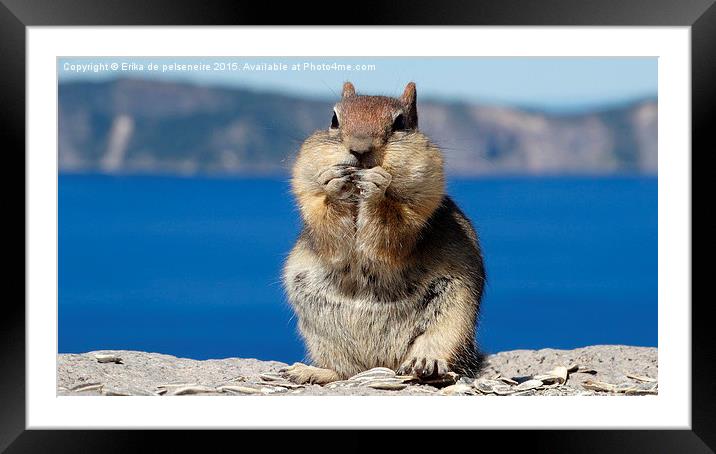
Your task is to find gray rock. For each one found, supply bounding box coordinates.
[57,345,657,396]
[514,379,544,391]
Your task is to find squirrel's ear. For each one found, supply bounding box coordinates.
[401,82,416,105]
[342,82,356,98]
[401,82,418,129]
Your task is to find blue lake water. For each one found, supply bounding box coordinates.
[59,175,657,362]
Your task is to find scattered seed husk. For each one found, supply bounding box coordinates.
[268,382,305,389]
[351,375,396,384]
[255,375,303,388]
[512,390,538,396]
[498,376,519,386]
[259,373,286,382]
[156,383,199,392]
[367,381,408,390]
[102,388,130,396]
[582,380,617,393]
[534,366,569,385]
[473,379,515,395]
[457,376,475,385]
[512,376,534,384]
[136,388,162,396]
[260,386,290,394]
[515,379,544,391]
[626,373,657,383]
[551,366,569,383]
[575,367,598,375]
[353,367,396,377]
[395,375,420,384]
[217,385,262,395]
[439,384,476,395]
[492,384,516,395]
[421,372,458,387]
[615,382,640,392]
[623,386,658,396]
[567,364,579,373]
[350,368,396,381]
[70,382,104,392]
[357,377,409,388]
[95,354,123,364]
[169,385,217,395]
[326,380,361,389]
[582,379,658,395]
[473,379,501,394]
[102,386,158,396]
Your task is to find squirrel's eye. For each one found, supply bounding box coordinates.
[392,114,406,132]
[331,112,340,129]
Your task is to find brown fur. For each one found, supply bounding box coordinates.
[282,82,485,384]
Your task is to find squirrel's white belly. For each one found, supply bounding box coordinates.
[285,265,423,372]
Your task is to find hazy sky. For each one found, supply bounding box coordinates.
[59,57,657,112]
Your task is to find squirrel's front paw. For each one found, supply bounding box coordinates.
[315,164,358,201]
[397,357,450,379]
[353,166,392,200]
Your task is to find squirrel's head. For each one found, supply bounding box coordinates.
[329,82,418,163]
[294,81,444,205]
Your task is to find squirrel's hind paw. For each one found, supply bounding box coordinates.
[397,357,450,379]
[280,362,341,385]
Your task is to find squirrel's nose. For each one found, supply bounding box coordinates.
[345,135,373,155]
[349,147,371,156]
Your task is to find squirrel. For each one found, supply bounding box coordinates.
[281,81,486,384]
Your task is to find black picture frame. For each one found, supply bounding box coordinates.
[3,0,711,449]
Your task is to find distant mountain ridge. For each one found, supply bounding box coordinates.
[59,79,657,176]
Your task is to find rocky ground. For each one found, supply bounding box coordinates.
[57,345,657,396]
